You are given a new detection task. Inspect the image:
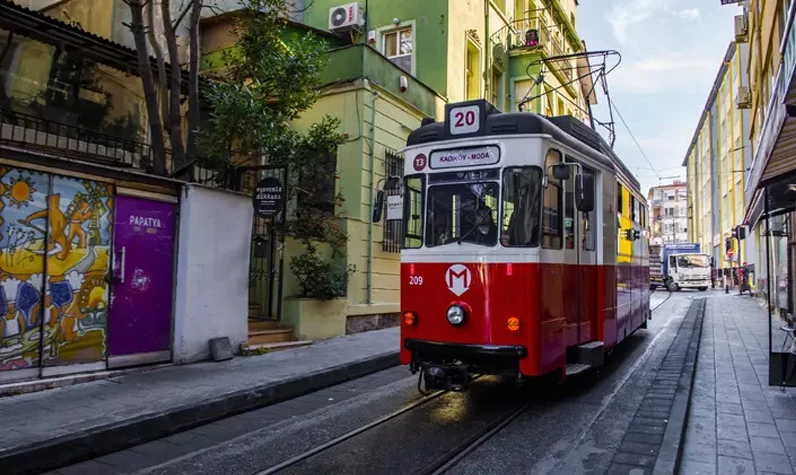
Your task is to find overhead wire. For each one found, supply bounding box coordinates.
[610,99,662,182]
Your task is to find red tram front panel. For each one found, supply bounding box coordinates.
[400,260,633,377]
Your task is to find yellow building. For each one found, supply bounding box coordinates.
[683,41,752,277]
[742,0,796,308]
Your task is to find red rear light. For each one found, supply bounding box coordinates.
[403,311,417,326]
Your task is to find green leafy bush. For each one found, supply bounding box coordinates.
[289,244,355,300]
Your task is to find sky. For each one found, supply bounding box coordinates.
[575,0,742,196]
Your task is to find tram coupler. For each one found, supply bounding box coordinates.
[420,364,469,392]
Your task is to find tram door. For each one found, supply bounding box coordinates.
[564,161,598,345]
[578,167,598,343]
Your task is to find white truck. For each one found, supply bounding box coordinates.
[662,243,711,292]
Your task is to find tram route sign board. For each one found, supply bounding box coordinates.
[253,176,285,217]
[429,145,501,169]
[445,99,499,137]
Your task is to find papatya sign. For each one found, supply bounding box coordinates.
[429,145,500,169]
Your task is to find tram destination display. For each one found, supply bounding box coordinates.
[429,145,500,169]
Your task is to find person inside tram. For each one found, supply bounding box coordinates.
[458,198,497,244]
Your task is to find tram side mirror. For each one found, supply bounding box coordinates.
[552,164,570,181]
[372,190,385,223]
[575,173,594,212]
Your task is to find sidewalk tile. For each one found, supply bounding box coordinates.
[750,435,787,455]
[718,455,756,474]
[718,438,753,459]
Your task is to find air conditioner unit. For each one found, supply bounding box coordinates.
[735,13,748,41]
[737,86,751,109]
[329,3,365,34]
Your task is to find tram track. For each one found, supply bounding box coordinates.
[252,294,672,475]
[652,289,672,312]
[251,376,485,475]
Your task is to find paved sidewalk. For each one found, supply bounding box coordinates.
[680,293,796,474]
[0,326,399,475]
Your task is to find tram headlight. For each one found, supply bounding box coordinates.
[446,305,466,325]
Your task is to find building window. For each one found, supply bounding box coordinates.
[465,40,481,100]
[490,67,503,107]
[382,27,413,74]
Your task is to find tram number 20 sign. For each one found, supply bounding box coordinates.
[448,105,481,135]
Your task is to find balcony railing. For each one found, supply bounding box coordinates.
[492,17,572,81]
[0,107,240,190]
[0,108,152,169]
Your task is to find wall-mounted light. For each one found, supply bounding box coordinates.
[399,76,408,92]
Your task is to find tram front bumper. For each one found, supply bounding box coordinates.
[404,338,528,384]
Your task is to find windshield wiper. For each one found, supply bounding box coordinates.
[456,214,488,245]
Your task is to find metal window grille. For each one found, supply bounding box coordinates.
[382,150,404,253]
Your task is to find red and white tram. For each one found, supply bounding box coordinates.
[381,99,651,392]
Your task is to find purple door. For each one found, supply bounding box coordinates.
[108,195,176,364]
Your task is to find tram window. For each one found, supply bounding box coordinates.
[564,164,576,250]
[501,167,542,247]
[582,168,596,252]
[543,149,563,249]
[403,175,424,249]
[630,196,637,222]
[425,182,500,247]
[617,184,624,215]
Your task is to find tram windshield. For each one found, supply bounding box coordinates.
[425,182,500,247]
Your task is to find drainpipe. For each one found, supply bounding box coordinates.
[366,88,380,305]
[484,0,490,100]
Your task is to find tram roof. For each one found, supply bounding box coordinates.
[407,110,642,194]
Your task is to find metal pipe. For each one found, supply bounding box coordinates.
[765,187,772,354]
[366,88,380,304]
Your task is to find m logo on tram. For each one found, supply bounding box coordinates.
[445,264,471,296]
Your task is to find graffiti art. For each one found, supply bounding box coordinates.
[0,167,113,371]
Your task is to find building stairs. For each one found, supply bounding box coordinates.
[244,304,312,353]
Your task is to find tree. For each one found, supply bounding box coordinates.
[123,0,169,175]
[201,0,351,299]
[123,0,202,177]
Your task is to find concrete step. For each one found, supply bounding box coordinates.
[247,329,294,345]
[248,319,281,332]
[242,340,313,355]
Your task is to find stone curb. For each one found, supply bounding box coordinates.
[653,297,706,475]
[0,364,173,398]
[0,351,400,475]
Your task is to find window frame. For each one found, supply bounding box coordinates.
[379,21,416,76]
[402,173,425,249]
[423,180,500,248]
[542,148,563,249]
[581,165,596,252]
[501,165,543,248]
